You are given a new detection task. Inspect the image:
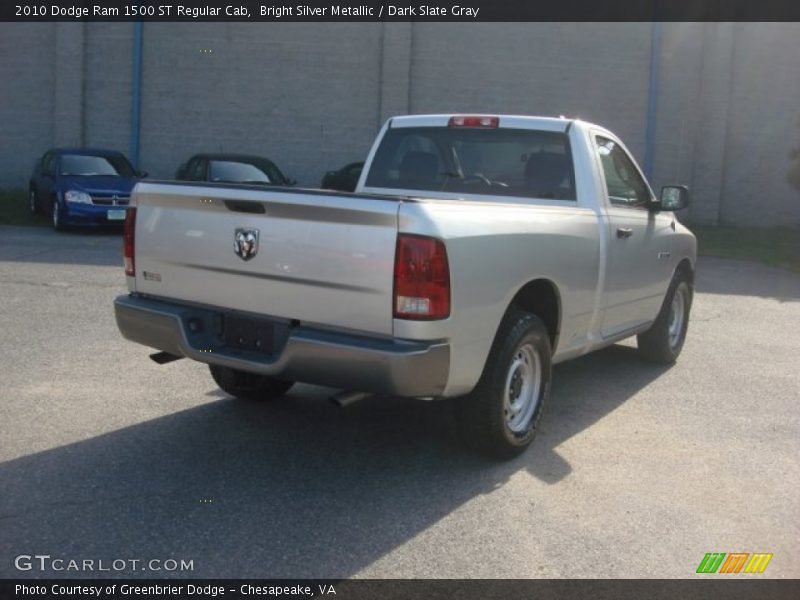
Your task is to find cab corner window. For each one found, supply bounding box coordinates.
[595,136,651,208]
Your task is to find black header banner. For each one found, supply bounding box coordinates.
[3,579,800,600]
[3,0,800,22]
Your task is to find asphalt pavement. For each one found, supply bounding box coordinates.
[0,225,798,578]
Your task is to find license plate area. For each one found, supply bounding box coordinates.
[107,209,127,220]
[223,314,277,356]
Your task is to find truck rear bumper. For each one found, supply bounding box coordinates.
[114,294,450,397]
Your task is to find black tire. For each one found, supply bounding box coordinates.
[209,364,294,401]
[457,308,552,460]
[51,199,65,231]
[637,272,693,364]
[29,189,38,215]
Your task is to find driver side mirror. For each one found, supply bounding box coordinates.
[137,170,148,178]
[657,185,689,211]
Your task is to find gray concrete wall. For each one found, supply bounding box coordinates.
[1,22,798,227]
[648,23,706,214]
[0,23,57,184]
[409,23,651,160]
[84,23,134,154]
[136,23,383,183]
[718,23,800,227]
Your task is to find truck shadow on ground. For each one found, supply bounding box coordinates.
[0,345,668,578]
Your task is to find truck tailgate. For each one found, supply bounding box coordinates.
[131,182,399,336]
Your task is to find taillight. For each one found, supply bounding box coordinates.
[123,207,136,276]
[393,234,450,320]
[448,115,499,128]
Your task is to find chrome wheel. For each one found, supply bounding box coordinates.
[668,283,687,350]
[503,342,542,434]
[52,202,60,228]
[29,190,36,214]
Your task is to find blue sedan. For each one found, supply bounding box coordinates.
[29,149,144,230]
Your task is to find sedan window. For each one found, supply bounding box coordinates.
[188,159,206,181]
[60,154,134,177]
[209,161,272,184]
[43,153,56,176]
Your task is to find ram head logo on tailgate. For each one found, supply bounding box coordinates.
[234,228,259,261]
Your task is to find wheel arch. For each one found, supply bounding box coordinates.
[675,257,695,286]
[507,278,562,353]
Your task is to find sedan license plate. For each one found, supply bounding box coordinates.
[107,209,127,221]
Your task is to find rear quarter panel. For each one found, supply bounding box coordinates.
[396,199,601,396]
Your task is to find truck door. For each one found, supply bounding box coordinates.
[593,135,674,338]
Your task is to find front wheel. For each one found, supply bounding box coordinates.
[457,308,552,459]
[209,364,294,401]
[51,200,65,231]
[637,273,693,364]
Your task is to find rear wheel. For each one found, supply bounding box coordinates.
[457,308,552,459]
[637,272,692,364]
[209,364,294,401]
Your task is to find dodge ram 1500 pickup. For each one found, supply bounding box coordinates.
[114,114,696,458]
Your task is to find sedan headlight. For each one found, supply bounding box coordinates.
[65,190,92,204]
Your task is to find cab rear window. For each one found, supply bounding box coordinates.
[365,127,576,200]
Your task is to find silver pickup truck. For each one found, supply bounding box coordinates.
[114,114,696,458]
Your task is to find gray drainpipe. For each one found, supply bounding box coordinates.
[129,21,143,168]
[644,21,662,179]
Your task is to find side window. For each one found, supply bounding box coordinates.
[43,153,56,176]
[189,159,206,181]
[595,136,651,208]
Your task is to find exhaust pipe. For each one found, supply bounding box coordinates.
[330,390,371,407]
[149,351,184,365]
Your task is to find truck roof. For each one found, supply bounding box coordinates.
[388,114,584,132]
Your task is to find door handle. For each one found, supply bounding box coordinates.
[616,227,633,239]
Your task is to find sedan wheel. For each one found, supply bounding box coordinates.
[52,201,63,231]
[29,190,37,214]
